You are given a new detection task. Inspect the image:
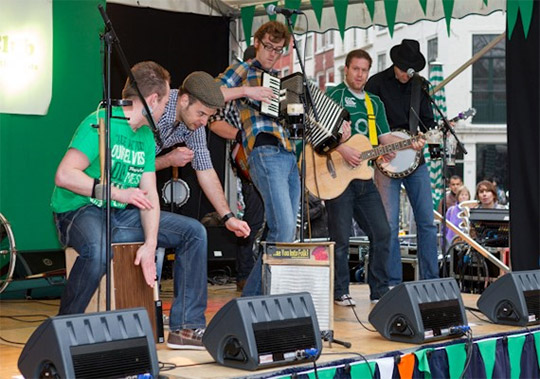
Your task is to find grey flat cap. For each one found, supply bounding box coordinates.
[182,71,224,109]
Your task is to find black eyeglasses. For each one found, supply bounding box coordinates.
[259,40,284,55]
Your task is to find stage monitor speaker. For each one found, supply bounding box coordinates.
[477,269,540,326]
[18,308,158,379]
[202,292,322,371]
[368,278,468,344]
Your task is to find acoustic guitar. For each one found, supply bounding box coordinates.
[304,130,439,200]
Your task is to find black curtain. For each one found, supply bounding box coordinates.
[507,1,540,270]
[106,4,231,221]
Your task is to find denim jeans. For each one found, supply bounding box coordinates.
[326,179,390,300]
[236,179,264,281]
[242,144,300,296]
[374,164,439,285]
[55,205,207,330]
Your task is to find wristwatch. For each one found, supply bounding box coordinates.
[221,212,235,224]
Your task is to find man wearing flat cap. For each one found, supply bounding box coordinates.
[366,39,439,287]
[155,71,251,239]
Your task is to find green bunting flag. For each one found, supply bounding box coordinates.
[445,343,468,379]
[310,0,324,27]
[414,348,434,379]
[264,1,278,21]
[508,334,526,379]
[419,0,428,15]
[507,0,535,39]
[477,338,497,379]
[365,0,376,21]
[333,0,349,40]
[384,0,399,37]
[285,0,302,28]
[350,361,377,377]
[241,5,256,45]
[442,0,455,36]
[535,331,540,372]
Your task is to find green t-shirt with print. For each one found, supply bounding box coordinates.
[51,107,156,213]
[326,82,390,141]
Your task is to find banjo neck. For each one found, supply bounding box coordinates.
[360,133,425,161]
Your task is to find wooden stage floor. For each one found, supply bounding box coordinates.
[0,281,527,379]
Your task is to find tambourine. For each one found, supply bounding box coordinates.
[162,166,190,207]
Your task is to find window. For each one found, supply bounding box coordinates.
[326,30,334,47]
[472,35,506,124]
[427,37,438,63]
[305,34,314,58]
[316,33,324,52]
[377,53,386,72]
[317,72,325,89]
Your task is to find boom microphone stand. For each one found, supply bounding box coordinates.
[97,5,161,310]
[283,15,351,349]
[421,79,467,265]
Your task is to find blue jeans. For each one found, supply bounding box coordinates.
[54,205,207,330]
[374,164,439,285]
[326,179,390,300]
[242,144,300,296]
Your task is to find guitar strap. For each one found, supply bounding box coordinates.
[364,92,378,146]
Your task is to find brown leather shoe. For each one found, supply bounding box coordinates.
[236,279,246,292]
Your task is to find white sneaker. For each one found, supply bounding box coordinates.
[334,294,356,306]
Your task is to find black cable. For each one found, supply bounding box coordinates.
[459,329,474,379]
[0,335,25,345]
[465,306,492,323]
[0,314,50,323]
[321,352,375,378]
[312,359,319,379]
[349,303,377,333]
[158,361,177,372]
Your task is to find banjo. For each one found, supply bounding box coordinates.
[376,108,476,179]
[162,166,190,207]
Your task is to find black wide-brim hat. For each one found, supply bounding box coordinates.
[390,39,426,72]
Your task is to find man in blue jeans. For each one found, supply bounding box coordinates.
[365,39,439,285]
[51,62,220,350]
[217,21,300,296]
[326,49,412,305]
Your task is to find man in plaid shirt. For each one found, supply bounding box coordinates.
[216,21,300,296]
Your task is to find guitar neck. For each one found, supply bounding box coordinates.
[360,134,422,161]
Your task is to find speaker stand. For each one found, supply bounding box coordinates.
[322,330,351,348]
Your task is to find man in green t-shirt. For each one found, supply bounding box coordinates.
[326,49,414,305]
[51,61,209,350]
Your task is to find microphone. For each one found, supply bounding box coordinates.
[266,4,303,17]
[407,68,431,88]
[406,68,416,78]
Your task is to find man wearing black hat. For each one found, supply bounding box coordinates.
[365,39,439,286]
[209,46,265,293]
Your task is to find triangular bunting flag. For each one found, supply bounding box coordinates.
[477,338,498,379]
[310,0,324,27]
[264,1,278,21]
[285,0,302,28]
[507,334,526,379]
[414,348,434,379]
[445,343,467,379]
[241,5,256,45]
[365,0,376,21]
[518,0,535,38]
[419,0,427,15]
[384,0,399,37]
[442,0,455,36]
[333,0,349,40]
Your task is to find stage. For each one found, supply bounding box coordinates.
[1,280,538,378]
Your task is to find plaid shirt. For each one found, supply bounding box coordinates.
[209,100,242,130]
[156,89,213,171]
[216,60,293,156]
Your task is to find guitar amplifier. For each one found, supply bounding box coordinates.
[262,242,334,333]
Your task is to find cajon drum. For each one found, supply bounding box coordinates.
[65,243,163,343]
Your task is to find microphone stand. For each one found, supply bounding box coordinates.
[284,15,350,349]
[421,81,467,267]
[97,5,161,310]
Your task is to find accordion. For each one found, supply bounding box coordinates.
[261,72,349,154]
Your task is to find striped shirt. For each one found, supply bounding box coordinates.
[156,89,213,171]
[216,60,293,155]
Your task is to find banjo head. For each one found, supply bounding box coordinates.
[375,130,421,178]
[162,179,190,207]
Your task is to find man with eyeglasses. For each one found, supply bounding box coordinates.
[217,21,298,296]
